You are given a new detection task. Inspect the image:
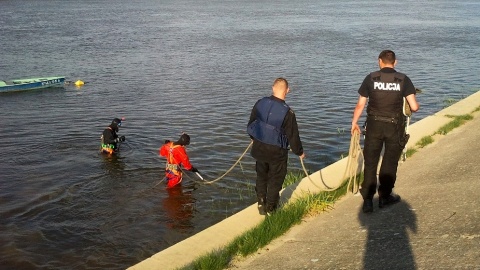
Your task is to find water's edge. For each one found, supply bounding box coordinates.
[129,91,480,270]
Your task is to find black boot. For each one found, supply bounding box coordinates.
[266,202,278,216]
[379,193,401,208]
[257,195,266,215]
[362,199,373,213]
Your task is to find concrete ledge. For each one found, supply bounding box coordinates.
[436,90,480,116]
[128,90,480,270]
[284,156,361,200]
[128,204,265,270]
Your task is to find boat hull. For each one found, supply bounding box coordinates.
[0,77,66,93]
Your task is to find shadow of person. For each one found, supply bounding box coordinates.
[162,185,196,233]
[358,199,417,270]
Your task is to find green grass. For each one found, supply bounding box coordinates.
[180,178,349,270]
[416,135,434,148]
[436,114,473,135]
[283,169,304,188]
[406,148,417,158]
[407,112,475,154]
[474,106,480,112]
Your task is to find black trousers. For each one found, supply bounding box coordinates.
[255,159,288,209]
[361,116,405,200]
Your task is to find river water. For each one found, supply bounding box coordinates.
[1,0,479,269]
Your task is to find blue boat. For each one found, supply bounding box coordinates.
[0,76,65,93]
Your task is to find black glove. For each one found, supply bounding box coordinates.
[116,136,125,142]
[164,140,171,144]
[190,167,199,173]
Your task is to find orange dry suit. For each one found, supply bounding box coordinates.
[159,142,193,188]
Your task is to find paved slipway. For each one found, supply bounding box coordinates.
[227,102,480,269]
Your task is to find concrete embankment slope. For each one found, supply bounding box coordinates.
[128,90,480,270]
[227,91,480,270]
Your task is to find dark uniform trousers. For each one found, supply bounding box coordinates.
[361,116,405,200]
[255,159,288,210]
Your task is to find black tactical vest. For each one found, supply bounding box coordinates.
[367,71,406,118]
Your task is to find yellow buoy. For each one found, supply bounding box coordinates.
[74,80,85,86]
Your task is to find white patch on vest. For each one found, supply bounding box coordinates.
[374,82,400,91]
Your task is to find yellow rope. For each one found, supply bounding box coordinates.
[181,141,253,184]
[300,130,363,194]
[181,131,363,193]
[202,141,252,184]
[152,177,166,188]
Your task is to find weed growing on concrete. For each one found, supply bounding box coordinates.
[300,192,336,217]
[416,136,434,148]
[404,111,476,159]
[233,203,308,256]
[406,148,417,158]
[283,169,304,188]
[436,114,473,135]
[182,249,231,270]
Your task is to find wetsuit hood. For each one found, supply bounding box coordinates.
[110,118,122,132]
[175,133,190,146]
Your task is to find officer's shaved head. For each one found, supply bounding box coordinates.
[272,77,290,100]
[378,50,396,65]
[273,77,288,89]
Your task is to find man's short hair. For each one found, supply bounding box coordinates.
[273,77,288,88]
[378,50,396,64]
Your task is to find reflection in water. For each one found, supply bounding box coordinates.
[358,200,417,270]
[162,185,196,233]
[101,154,126,177]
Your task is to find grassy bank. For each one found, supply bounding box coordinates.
[179,173,350,270]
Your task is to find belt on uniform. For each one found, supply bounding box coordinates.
[370,115,398,124]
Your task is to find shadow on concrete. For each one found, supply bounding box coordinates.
[358,199,417,270]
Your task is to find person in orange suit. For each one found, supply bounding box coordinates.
[159,133,199,188]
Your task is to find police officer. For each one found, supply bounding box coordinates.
[248,78,305,215]
[101,118,126,154]
[351,50,419,213]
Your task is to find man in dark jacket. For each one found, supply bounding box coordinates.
[247,78,305,215]
[101,118,126,154]
[351,50,419,213]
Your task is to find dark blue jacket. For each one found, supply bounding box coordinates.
[247,96,290,149]
[247,96,303,162]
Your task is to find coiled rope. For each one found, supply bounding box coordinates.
[300,130,363,194]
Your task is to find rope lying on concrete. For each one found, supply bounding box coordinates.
[300,130,363,194]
